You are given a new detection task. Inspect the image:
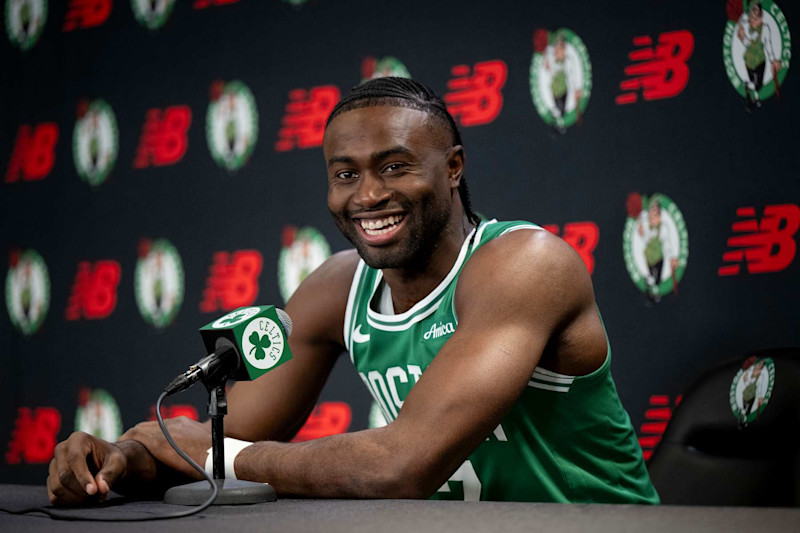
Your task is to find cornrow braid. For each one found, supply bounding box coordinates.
[326,77,481,227]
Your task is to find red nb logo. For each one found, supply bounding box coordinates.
[543,222,599,275]
[291,402,352,442]
[638,395,681,461]
[5,123,59,183]
[275,86,341,152]
[200,250,263,312]
[719,205,800,276]
[616,30,694,105]
[63,0,112,32]
[133,106,192,168]
[444,60,508,127]
[6,407,62,464]
[65,260,122,320]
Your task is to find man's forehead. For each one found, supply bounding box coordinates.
[323,105,446,152]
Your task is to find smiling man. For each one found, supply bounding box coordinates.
[47,78,658,504]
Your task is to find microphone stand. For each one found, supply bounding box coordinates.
[163,381,277,505]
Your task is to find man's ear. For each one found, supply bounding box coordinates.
[446,145,465,189]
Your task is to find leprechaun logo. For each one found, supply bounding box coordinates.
[5,249,50,335]
[278,226,331,303]
[131,0,175,30]
[72,99,119,187]
[530,28,592,134]
[206,80,259,172]
[723,0,791,110]
[134,239,184,328]
[361,56,411,83]
[5,0,46,50]
[729,356,775,426]
[74,388,122,442]
[623,193,689,303]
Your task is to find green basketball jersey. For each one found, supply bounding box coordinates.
[344,220,659,503]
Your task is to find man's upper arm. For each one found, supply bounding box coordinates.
[224,250,359,442]
[382,230,595,494]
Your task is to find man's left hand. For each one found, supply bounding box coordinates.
[120,417,211,479]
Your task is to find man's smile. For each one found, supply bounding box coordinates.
[352,212,407,243]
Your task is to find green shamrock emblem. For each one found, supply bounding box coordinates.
[249,331,272,360]
[218,310,247,327]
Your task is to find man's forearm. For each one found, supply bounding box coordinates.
[234,428,428,499]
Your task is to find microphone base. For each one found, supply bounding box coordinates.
[164,478,277,506]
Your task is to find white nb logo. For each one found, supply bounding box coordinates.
[352,325,371,344]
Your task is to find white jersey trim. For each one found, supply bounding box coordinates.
[344,260,367,362]
[365,225,477,330]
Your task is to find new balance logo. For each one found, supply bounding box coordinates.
[638,394,681,461]
[718,204,800,276]
[199,250,263,312]
[6,407,61,464]
[543,222,599,274]
[63,0,112,32]
[65,260,122,321]
[5,123,59,183]
[133,106,192,168]
[423,321,455,340]
[616,30,694,105]
[275,86,341,152]
[444,60,508,127]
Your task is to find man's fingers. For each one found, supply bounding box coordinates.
[96,450,126,495]
[64,441,99,496]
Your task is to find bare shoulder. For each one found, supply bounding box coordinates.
[284,249,361,347]
[455,228,594,328]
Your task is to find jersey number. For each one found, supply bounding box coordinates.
[436,460,481,501]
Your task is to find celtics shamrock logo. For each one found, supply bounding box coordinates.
[248,331,272,360]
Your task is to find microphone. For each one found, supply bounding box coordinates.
[164,306,293,395]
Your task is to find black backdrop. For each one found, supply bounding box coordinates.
[2,0,798,485]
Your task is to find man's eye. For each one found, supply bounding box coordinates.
[336,171,357,180]
[383,163,406,173]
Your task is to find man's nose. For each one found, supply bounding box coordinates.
[354,171,391,207]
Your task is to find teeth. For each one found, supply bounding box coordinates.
[360,215,404,235]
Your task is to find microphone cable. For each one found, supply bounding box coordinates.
[2,391,218,522]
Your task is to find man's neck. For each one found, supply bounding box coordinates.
[380,217,474,314]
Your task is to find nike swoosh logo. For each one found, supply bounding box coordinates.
[352,325,370,344]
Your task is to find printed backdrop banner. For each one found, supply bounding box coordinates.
[1,0,798,484]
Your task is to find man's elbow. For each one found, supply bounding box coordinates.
[365,457,443,499]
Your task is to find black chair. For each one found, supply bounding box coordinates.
[647,348,800,506]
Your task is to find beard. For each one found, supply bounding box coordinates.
[331,191,453,270]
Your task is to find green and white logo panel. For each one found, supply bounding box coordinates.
[134,239,184,328]
[723,0,791,102]
[73,99,119,187]
[278,226,331,303]
[5,248,50,335]
[5,0,47,51]
[730,357,775,426]
[623,193,689,302]
[201,305,293,380]
[131,0,175,30]
[211,306,261,329]
[75,388,123,442]
[206,80,259,171]
[529,28,592,132]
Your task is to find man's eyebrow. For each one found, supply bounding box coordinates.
[327,146,413,168]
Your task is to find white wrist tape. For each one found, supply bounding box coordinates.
[204,437,253,480]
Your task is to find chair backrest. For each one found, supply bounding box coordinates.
[647,347,800,506]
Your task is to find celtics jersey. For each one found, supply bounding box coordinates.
[344,220,659,504]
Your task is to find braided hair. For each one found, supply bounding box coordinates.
[326,77,481,226]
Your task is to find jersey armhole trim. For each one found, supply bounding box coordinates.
[343,259,366,358]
